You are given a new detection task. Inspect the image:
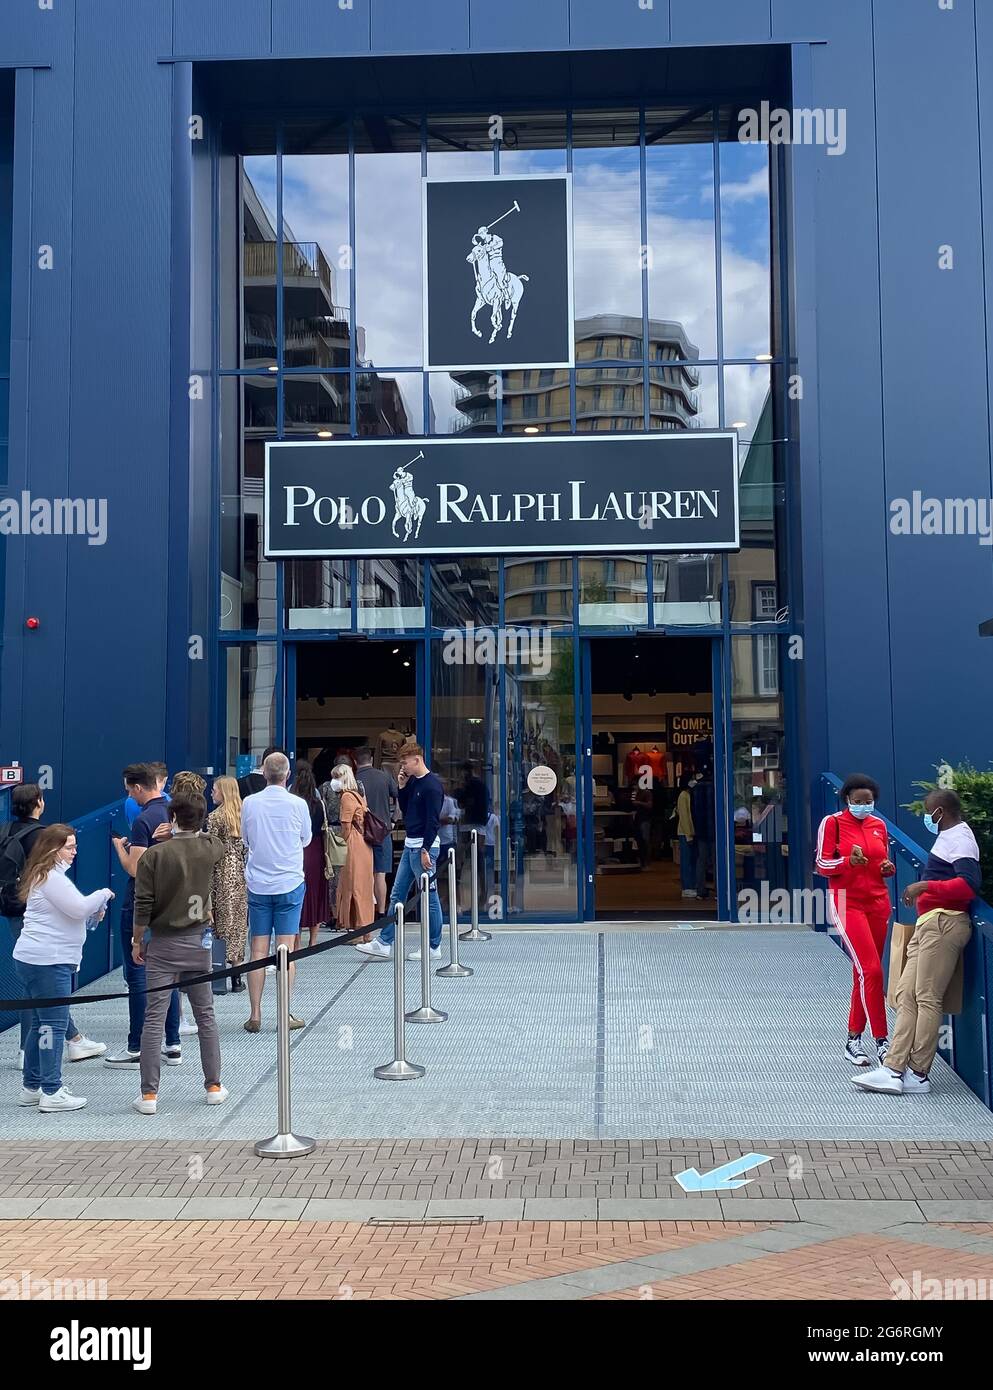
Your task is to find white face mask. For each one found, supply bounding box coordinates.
[330,778,343,793]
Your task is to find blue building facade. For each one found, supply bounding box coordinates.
[0,0,991,926]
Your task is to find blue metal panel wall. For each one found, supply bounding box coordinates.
[374,0,469,53]
[670,0,771,46]
[569,0,670,48]
[272,0,372,56]
[873,0,992,829]
[173,0,272,58]
[469,0,569,51]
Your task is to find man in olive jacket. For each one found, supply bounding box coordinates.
[131,793,228,1114]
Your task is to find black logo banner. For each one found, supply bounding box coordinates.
[264,433,739,559]
[422,175,574,371]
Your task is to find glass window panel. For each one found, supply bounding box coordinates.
[283,373,351,438]
[430,641,502,918]
[430,557,500,629]
[354,119,423,367]
[286,560,351,631]
[503,555,573,627]
[220,375,277,633]
[729,444,785,624]
[496,111,567,174]
[649,362,717,431]
[223,642,277,777]
[430,371,496,434]
[579,556,648,627]
[719,139,772,361]
[357,371,423,435]
[724,363,771,441]
[239,154,278,370]
[503,364,570,433]
[506,638,578,916]
[426,112,494,175]
[572,111,643,343]
[575,366,643,431]
[731,634,787,899]
[645,109,717,360]
[653,554,722,624]
[281,152,351,370]
[357,557,425,630]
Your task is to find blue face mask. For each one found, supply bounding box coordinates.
[923,812,942,836]
[848,801,874,819]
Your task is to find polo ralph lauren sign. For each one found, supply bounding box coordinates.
[423,174,574,371]
[264,433,739,559]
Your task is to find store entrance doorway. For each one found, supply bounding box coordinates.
[294,639,418,787]
[585,636,717,920]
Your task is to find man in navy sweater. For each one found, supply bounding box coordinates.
[356,743,445,961]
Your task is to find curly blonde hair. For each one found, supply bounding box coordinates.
[170,770,206,798]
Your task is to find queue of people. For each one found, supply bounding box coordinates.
[2,754,986,1114]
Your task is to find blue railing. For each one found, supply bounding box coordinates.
[0,795,127,1034]
[817,772,993,1109]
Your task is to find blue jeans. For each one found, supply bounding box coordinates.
[8,920,79,1049]
[381,844,443,950]
[121,910,180,1053]
[678,836,696,892]
[15,960,72,1095]
[247,881,306,938]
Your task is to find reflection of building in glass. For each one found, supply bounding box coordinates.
[504,556,573,626]
[451,315,700,435]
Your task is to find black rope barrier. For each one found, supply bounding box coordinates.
[0,889,422,1013]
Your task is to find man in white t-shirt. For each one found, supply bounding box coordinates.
[241,752,312,1033]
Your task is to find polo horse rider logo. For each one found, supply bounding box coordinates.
[390,452,427,543]
[467,201,529,345]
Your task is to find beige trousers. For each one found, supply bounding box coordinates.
[885,909,971,1077]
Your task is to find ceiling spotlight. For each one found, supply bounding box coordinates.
[403,660,410,667]
[317,429,333,439]
[392,647,399,654]
[754,353,773,362]
[523,426,540,434]
[731,421,747,430]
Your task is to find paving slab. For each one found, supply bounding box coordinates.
[792,1199,925,1228]
[80,1198,187,1219]
[598,1197,723,1220]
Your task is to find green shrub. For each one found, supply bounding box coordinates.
[907,761,993,904]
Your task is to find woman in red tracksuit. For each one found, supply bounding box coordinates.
[815,773,897,1068]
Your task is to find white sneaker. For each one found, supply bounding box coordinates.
[681,889,698,899]
[66,1035,107,1063]
[14,1049,24,1071]
[265,965,276,974]
[355,939,392,959]
[407,946,443,961]
[17,1086,41,1107]
[179,1020,199,1036]
[162,1045,182,1067]
[901,1069,931,1095]
[851,1065,904,1094]
[38,1087,87,1112]
[205,1084,229,1106]
[103,1049,140,1069]
[133,1093,157,1115]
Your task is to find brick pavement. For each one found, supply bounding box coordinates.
[4,1218,993,1300]
[0,1218,767,1300]
[2,1138,993,1203]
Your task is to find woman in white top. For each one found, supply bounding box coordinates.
[13,824,113,1112]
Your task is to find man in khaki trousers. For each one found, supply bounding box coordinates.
[854,790,980,1095]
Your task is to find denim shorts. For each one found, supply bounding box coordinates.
[372,838,393,875]
[248,882,306,939]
